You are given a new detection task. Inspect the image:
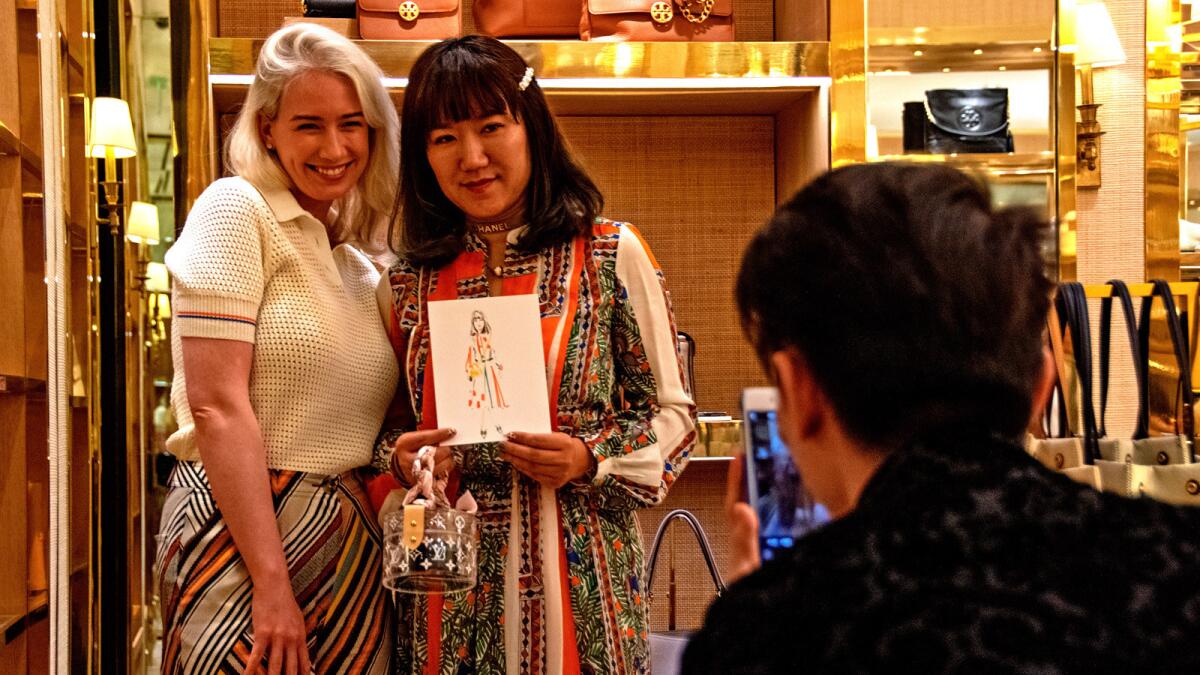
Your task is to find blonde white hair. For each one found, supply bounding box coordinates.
[225,23,398,252]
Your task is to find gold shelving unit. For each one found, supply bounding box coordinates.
[208,39,830,115]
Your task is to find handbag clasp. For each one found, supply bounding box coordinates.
[398,0,420,21]
[650,1,673,23]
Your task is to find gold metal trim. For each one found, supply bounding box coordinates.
[828,0,865,167]
[184,0,219,207]
[1056,0,1077,280]
[1147,0,1182,281]
[208,39,830,81]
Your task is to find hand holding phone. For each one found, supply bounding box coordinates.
[723,454,761,584]
[741,387,829,561]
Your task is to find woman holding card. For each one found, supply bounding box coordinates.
[373,36,696,675]
[155,23,399,674]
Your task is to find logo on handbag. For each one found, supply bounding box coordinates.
[650,1,673,23]
[397,0,420,21]
[957,106,982,131]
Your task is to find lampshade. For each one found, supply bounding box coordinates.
[145,262,170,294]
[1076,3,1126,68]
[126,201,160,244]
[87,97,138,159]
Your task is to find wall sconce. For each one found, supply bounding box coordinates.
[87,97,138,233]
[1075,2,1127,188]
[145,262,171,344]
[127,200,160,290]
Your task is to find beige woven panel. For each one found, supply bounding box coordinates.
[218,0,773,39]
[1075,0,1145,439]
[868,0,1052,31]
[732,0,772,41]
[218,0,301,37]
[635,460,732,632]
[558,116,775,416]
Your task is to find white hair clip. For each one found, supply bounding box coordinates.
[518,66,534,92]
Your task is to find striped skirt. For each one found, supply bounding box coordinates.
[155,461,391,674]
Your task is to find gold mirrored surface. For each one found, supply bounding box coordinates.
[208,39,830,81]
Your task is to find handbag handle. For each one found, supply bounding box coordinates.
[1042,299,1071,439]
[1099,280,1147,439]
[1057,283,1102,463]
[646,509,726,631]
[1138,280,1195,452]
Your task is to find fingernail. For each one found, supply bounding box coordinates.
[447,428,456,436]
[505,432,516,440]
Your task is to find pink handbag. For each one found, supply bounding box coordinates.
[472,0,579,37]
[357,0,461,38]
[581,0,734,41]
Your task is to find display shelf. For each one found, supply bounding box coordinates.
[869,40,1054,74]
[0,121,39,172]
[690,456,734,463]
[0,121,43,178]
[1,592,48,646]
[871,151,1055,175]
[210,39,830,115]
[0,375,47,395]
[1181,251,1200,277]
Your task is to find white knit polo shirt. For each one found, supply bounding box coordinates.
[164,176,399,475]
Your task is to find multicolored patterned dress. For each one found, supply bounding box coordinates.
[376,219,696,674]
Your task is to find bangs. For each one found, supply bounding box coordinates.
[411,53,522,134]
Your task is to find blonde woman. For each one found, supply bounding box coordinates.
[155,23,399,674]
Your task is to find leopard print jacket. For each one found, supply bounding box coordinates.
[683,433,1200,674]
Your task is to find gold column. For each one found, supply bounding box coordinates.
[183,0,217,209]
[1146,0,1182,280]
[1057,0,1078,280]
[829,0,866,167]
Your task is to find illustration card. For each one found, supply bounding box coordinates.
[427,295,552,446]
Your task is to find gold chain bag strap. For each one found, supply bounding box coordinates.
[676,0,715,23]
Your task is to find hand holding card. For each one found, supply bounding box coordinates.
[428,295,552,445]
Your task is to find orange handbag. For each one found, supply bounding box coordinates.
[357,0,461,38]
[472,0,579,37]
[580,0,734,41]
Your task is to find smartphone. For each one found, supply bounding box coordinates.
[741,387,829,561]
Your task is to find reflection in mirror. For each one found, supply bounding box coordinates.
[865,0,1062,273]
[1182,7,1200,277]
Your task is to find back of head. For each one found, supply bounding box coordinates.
[225,23,398,250]
[737,162,1052,447]
[395,36,601,266]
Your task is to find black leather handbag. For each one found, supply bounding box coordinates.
[303,0,356,17]
[924,88,1014,154]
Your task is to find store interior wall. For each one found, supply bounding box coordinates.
[1076,0,1147,438]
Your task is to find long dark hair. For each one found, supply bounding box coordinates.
[392,36,603,267]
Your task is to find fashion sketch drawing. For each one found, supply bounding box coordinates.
[466,310,508,438]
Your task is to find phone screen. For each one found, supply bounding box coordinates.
[744,409,829,560]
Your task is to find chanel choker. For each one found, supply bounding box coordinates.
[471,221,520,235]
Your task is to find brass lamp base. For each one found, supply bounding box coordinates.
[1078,102,1104,188]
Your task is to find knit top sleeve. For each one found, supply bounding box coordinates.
[164,178,268,343]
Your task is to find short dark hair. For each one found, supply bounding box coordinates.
[392,36,603,267]
[736,162,1052,447]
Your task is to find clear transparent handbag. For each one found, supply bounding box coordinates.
[382,504,478,593]
[381,447,480,594]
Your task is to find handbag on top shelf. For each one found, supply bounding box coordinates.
[357,0,461,38]
[472,0,579,37]
[581,0,734,41]
[923,88,1014,155]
